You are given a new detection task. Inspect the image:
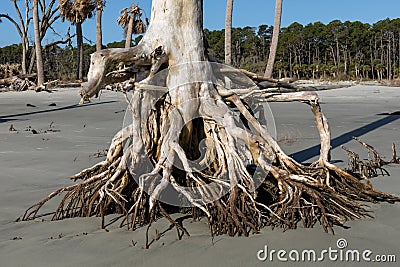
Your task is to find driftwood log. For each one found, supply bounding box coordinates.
[342,138,399,180]
[0,74,38,91]
[238,69,352,92]
[19,0,399,246]
[0,75,83,91]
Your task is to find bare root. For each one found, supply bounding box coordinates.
[18,81,400,242]
[342,137,399,179]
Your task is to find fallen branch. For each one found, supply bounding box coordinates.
[342,138,399,179]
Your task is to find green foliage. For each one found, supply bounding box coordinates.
[0,44,23,65]
[2,18,400,81]
[106,40,126,48]
[204,18,400,80]
[204,29,225,61]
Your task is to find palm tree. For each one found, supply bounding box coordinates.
[32,0,44,85]
[117,4,146,48]
[224,0,233,65]
[264,0,283,78]
[58,0,95,80]
[95,0,105,51]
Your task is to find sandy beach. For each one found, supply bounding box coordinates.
[0,85,399,266]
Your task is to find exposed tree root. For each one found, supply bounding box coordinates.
[18,82,400,241]
[342,138,399,180]
[17,0,399,247]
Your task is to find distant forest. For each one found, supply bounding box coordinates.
[2,18,400,81]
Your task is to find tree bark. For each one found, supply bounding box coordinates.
[26,0,60,74]
[76,21,84,80]
[17,0,29,74]
[224,0,233,65]
[125,15,134,48]
[264,0,283,78]
[1,1,31,74]
[96,5,103,51]
[32,0,44,86]
[21,35,28,75]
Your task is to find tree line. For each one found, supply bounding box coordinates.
[0,0,146,84]
[0,39,143,80]
[207,18,400,80]
[1,1,400,82]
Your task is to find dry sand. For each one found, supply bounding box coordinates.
[0,85,399,266]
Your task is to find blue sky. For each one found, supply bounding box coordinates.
[1,0,400,47]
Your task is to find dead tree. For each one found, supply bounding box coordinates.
[342,137,399,181]
[27,0,61,74]
[20,0,399,241]
[0,0,31,74]
[0,73,37,91]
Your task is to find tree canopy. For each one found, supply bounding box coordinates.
[205,18,400,80]
[2,16,400,81]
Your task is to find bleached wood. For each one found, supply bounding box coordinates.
[20,0,400,241]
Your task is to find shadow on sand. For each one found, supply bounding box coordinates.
[291,114,400,162]
[0,101,118,123]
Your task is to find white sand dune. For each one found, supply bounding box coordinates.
[0,86,399,266]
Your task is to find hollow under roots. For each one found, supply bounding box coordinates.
[18,84,400,243]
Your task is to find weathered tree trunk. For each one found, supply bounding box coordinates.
[76,21,84,80]
[32,0,44,86]
[21,36,28,75]
[20,0,399,243]
[0,0,30,74]
[264,0,283,78]
[125,15,134,48]
[28,46,36,75]
[27,0,60,75]
[96,5,103,52]
[225,0,233,65]
[19,0,29,74]
[0,73,37,91]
